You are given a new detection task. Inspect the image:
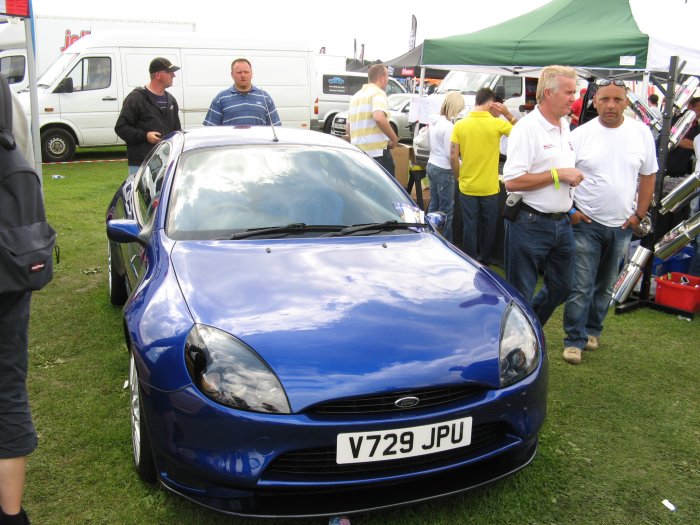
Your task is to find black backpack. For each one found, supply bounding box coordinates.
[0,73,57,293]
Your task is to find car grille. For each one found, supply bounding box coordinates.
[263,422,511,480]
[308,385,485,415]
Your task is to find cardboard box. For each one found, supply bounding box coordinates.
[391,144,414,187]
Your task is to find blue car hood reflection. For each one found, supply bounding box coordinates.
[171,234,510,410]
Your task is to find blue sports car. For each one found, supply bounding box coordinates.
[106,126,547,518]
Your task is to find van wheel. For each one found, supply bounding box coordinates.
[323,115,336,134]
[41,128,76,163]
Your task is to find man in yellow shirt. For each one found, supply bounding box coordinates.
[450,88,517,263]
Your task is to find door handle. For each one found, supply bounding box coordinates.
[102,96,117,101]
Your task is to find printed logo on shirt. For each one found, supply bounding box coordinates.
[543,144,556,150]
[568,141,574,151]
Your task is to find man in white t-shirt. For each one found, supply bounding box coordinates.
[562,79,657,364]
[502,65,584,326]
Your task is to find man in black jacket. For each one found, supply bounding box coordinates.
[115,57,182,175]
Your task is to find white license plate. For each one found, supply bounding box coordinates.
[336,416,472,464]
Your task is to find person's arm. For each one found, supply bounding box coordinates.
[373,110,398,148]
[203,94,223,126]
[622,173,656,229]
[115,92,149,145]
[449,142,461,180]
[504,167,584,192]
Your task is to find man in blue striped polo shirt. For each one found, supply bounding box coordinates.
[203,58,281,126]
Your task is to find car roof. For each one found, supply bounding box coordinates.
[179,126,357,152]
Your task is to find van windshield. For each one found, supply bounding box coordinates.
[437,71,498,95]
[37,53,77,87]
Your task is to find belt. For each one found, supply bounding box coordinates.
[521,203,568,221]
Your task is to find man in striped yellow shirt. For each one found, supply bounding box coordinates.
[347,64,399,175]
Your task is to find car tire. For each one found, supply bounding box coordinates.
[108,242,128,306]
[323,115,336,134]
[129,350,157,483]
[41,128,76,163]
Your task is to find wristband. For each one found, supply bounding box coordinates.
[568,207,577,216]
[509,116,517,124]
[551,168,560,189]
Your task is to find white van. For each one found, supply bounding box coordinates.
[313,71,407,133]
[18,31,317,162]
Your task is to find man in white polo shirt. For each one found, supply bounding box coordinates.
[502,65,584,326]
[562,79,657,364]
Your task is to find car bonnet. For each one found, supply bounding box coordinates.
[170,234,514,411]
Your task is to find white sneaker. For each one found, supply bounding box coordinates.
[585,335,600,351]
[562,347,582,364]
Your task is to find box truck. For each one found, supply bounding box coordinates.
[0,15,196,93]
[15,31,318,162]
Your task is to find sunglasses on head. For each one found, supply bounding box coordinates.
[597,79,626,87]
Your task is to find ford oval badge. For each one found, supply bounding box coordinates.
[395,396,420,409]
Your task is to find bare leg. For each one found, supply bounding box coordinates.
[0,456,26,515]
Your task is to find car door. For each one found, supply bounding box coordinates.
[123,141,172,292]
[58,55,120,145]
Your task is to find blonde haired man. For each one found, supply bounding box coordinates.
[347,64,399,174]
[502,65,584,326]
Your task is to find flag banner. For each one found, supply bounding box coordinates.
[0,0,29,17]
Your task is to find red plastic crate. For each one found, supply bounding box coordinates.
[654,272,700,312]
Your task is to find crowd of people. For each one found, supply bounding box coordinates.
[2,57,699,525]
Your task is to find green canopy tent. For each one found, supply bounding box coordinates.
[421,0,700,78]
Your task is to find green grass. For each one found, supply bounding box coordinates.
[24,159,700,524]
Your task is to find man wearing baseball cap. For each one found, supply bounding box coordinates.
[115,57,182,175]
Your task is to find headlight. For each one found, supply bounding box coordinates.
[185,324,290,414]
[499,302,540,387]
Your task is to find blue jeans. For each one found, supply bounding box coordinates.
[563,220,632,349]
[505,210,575,326]
[460,193,499,263]
[426,163,455,241]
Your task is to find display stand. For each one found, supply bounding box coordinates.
[615,56,695,319]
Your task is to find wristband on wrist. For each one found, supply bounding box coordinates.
[509,116,517,124]
[568,207,577,216]
[551,168,560,189]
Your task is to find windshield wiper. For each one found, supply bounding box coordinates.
[322,221,425,237]
[229,223,344,240]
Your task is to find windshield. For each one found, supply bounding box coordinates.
[388,94,410,111]
[37,53,77,86]
[166,145,419,240]
[437,71,498,95]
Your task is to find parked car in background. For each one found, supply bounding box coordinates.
[106,125,547,518]
[330,93,414,141]
[313,71,406,133]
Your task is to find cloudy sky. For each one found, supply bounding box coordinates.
[27,0,552,61]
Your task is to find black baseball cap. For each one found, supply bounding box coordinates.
[149,57,180,74]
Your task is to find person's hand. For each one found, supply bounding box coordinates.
[147,131,162,144]
[556,167,584,187]
[388,137,399,149]
[570,209,591,225]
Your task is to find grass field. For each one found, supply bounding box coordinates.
[22,157,700,524]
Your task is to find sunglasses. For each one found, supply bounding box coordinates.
[597,79,626,87]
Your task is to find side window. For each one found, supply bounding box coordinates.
[65,56,111,91]
[386,79,404,96]
[135,142,171,225]
[347,76,366,94]
[0,55,26,85]
[503,77,523,99]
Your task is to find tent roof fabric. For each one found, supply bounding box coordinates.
[423,0,650,72]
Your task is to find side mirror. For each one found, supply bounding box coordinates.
[54,77,74,94]
[107,219,149,246]
[425,211,447,233]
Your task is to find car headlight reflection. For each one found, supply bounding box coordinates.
[499,302,540,387]
[185,324,290,414]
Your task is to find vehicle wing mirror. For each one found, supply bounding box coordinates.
[494,85,506,100]
[107,219,148,246]
[54,77,73,94]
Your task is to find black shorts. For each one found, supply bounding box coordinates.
[0,292,37,459]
